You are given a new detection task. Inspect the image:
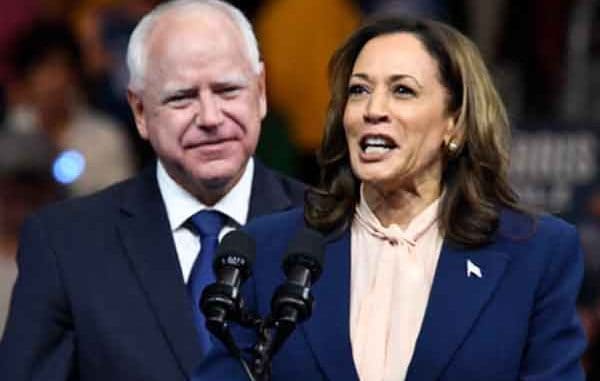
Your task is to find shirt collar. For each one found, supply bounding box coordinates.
[156,158,254,231]
[355,183,442,245]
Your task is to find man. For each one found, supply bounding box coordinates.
[0,1,304,380]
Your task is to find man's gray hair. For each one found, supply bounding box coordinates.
[126,0,261,92]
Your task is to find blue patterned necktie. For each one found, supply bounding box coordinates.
[188,210,225,353]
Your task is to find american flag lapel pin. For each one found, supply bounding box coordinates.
[466,259,482,278]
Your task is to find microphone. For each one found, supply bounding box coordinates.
[201,229,255,350]
[269,227,325,353]
[214,229,255,290]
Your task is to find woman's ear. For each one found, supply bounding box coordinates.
[442,112,457,145]
[443,111,463,156]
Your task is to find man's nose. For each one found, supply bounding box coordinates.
[195,92,224,128]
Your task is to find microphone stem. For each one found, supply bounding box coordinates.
[239,356,258,381]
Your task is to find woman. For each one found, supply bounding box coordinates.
[244,16,586,381]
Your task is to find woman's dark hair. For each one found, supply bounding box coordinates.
[305,16,522,248]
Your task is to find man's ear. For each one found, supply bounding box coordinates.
[127,89,149,140]
[257,63,267,119]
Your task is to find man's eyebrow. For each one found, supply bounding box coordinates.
[160,87,198,104]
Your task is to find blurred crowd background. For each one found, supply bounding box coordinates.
[0,0,599,377]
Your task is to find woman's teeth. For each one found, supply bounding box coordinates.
[361,136,395,153]
[365,146,391,154]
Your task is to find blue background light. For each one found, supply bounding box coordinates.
[52,150,86,184]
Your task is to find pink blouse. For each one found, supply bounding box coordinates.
[350,189,444,381]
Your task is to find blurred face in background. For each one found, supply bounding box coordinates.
[128,8,266,204]
[343,32,455,196]
[26,51,76,117]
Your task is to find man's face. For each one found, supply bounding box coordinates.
[128,10,266,204]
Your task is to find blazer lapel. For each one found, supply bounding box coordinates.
[301,229,360,381]
[116,167,202,378]
[248,159,298,218]
[406,242,511,381]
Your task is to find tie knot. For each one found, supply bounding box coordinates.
[190,210,224,238]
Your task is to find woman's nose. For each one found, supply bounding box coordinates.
[363,91,389,124]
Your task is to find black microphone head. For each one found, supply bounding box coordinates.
[214,230,256,280]
[282,227,325,282]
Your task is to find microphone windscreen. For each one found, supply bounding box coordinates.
[214,230,256,278]
[283,227,325,281]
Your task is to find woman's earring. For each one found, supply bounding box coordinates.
[447,140,459,152]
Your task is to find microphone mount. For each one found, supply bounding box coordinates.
[200,227,326,381]
[250,227,325,381]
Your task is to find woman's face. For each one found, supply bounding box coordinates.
[343,32,456,194]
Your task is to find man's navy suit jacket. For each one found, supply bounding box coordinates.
[243,207,587,381]
[0,160,304,381]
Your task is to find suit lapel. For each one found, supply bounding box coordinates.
[248,159,297,218]
[302,229,360,381]
[116,167,202,378]
[406,242,511,381]
[114,161,299,377]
